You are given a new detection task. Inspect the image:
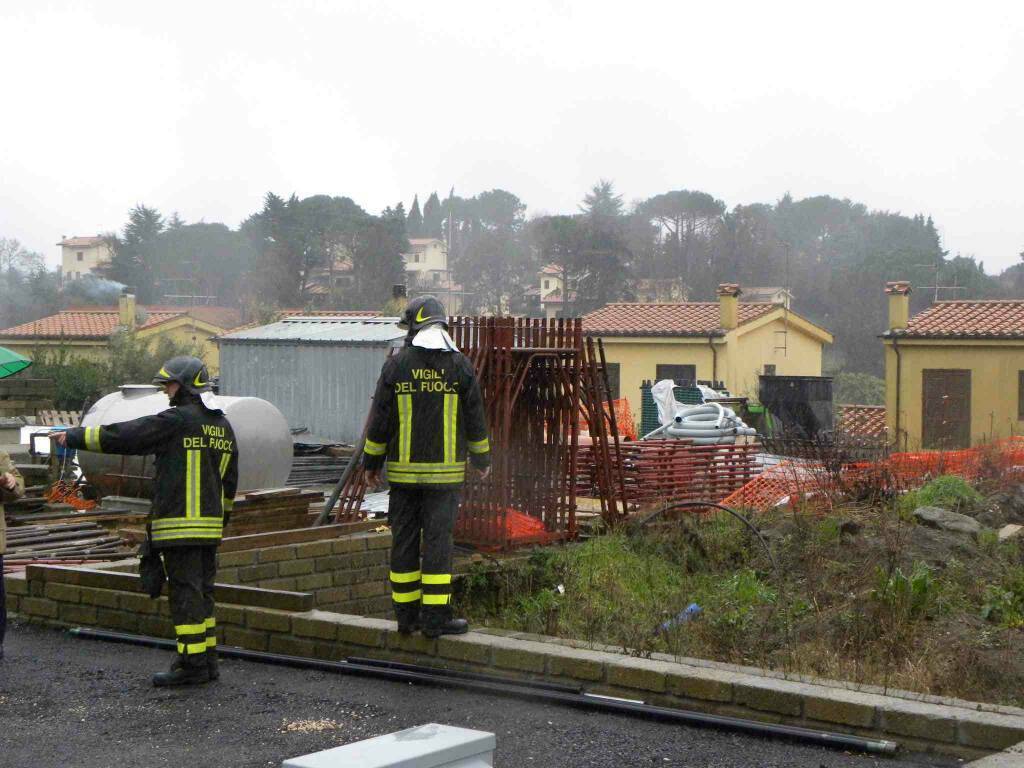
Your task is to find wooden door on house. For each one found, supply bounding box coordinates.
[922,369,971,449]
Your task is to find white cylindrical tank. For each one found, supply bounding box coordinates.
[77,385,292,497]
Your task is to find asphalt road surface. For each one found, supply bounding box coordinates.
[0,619,959,768]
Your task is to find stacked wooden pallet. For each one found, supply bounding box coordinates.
[224,488,322,535]
[37,409,83,427]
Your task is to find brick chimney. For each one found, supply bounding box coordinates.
[118,290,137,330]
[717,283,742,330]
[885,281,912,330]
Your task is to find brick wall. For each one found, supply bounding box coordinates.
[216,531,392,617]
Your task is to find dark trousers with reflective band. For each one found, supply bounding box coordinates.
[161,545,217,668]
[388,487,459,631]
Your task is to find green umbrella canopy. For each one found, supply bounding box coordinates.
[0,347,32,379]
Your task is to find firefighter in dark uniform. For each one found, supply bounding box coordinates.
[55,356,239,686]
[363,296,491,638]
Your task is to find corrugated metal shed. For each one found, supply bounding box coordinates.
[217,316,405,443]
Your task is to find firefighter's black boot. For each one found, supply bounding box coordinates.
[153,654,210,687]
[207,648,220,681]
[422,618,469,638]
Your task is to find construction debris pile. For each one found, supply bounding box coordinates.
[2,521,134,572]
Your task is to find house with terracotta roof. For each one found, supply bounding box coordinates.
[0,293,244,373]
[882,281,1024,450]
[582,284,833,418]
[58,235,112,285]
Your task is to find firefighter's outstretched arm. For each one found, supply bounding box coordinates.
[363,362,396,482]
[64,409,185,456]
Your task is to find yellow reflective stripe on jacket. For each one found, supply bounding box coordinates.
[422,593,452,605]
[386,461,466,473]
[175,622,208,636]
[387,471,465,485]
[443,393,458,465]
[185,449,201,518]
[152,529,223,542]
[397,394,412,462]
[390,570,421,583]
[468,437,490,454]
[84,426,103,452]
[364,438,387,456]
[219,452,231,478]
[205,636,217,649]
[392,589,422,603]
[205,617,216,629]
[421,573,451,585]
[177,641,208,655]
[222,496,234,512]
[152,517,223,529]
[151,516,224,541]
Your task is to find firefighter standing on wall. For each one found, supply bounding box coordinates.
[54,356,239,686]
[363,296,491,638]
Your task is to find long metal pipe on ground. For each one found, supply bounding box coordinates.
[69,627,898,755]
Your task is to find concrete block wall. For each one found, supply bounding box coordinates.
[11,562,1024,761]
[215,531,393,617]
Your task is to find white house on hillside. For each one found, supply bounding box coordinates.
[402,238,449,287]
[58,235,112,284]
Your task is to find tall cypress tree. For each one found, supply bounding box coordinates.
[406,195,423,237]
[422,191,443,238]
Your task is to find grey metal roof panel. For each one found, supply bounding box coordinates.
[218,316,405,345]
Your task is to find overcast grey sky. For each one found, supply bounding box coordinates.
[1,1,1022,271]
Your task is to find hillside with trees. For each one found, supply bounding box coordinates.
[2,184,1020,376]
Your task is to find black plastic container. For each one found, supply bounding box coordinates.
[758,375,834,438]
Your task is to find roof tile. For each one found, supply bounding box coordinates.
[0,306,243,339]
[582,302,776,336]
[898,300,1024,338]
[837,404,887,438]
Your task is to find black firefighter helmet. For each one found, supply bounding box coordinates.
[152,355,212,395]
[399,295,448,333]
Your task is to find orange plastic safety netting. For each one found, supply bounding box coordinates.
[722,438,1024,513]
[720,462,829,512]
[455,506,564,551]
[579,398,638,441]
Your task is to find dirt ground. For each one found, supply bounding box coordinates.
[0,619,956,768]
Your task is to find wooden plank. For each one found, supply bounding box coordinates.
[218,521,377,552]
[241,487,302,500]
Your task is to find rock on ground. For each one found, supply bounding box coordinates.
[914,505,982,534]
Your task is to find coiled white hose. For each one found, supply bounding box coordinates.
[643,403,757,444]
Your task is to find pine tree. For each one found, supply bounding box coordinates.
[101,204,165,301]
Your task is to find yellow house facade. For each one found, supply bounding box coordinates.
[883,281,1024,450]
[0,294,241,373]
[582,284,833,419]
